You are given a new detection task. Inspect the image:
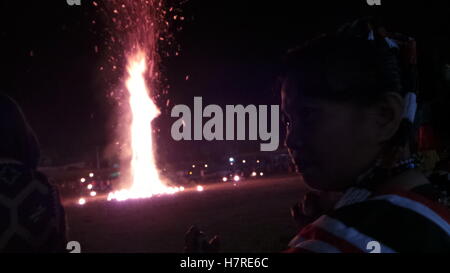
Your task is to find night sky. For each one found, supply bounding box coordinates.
[1,0,449,167]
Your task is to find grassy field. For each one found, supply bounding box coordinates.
[63,174,308,252]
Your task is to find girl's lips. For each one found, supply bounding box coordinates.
[288,149,317,171]
[292,154,317,172]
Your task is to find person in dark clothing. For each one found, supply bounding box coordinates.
[0,94,67,252]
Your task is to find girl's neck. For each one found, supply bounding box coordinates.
[380,168,429,191]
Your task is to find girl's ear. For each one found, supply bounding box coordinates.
[369,92,404,143]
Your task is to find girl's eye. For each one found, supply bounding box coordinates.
[299,107,318,121]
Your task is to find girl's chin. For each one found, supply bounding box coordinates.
[300,171,341,191]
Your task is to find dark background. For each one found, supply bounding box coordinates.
[1,0,449,167]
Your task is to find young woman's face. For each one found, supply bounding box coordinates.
[281,77,383,191]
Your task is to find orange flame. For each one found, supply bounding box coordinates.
[127,50,162,196]
[108,50,181,201]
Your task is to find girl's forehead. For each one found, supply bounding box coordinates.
[282,86,323,109]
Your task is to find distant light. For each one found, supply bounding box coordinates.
[230,162,234,166]
[80,178,86,183]
[196,185,204,192]
[179,186,185,191]
[192,164,196,168]
[89,172,94,178]
[259,172,264,176]
[251,171,257,177]
[233,175,240,182]
[222,177,228,182]
[107,193,113,201]
[87,184,93,190]
[242,160,246,163]
[204,164,208,168]
[256,160,260,163]
[188,171,193,175]
[229,157,234,162]
[78,198,86,205]
[90,191,97,197]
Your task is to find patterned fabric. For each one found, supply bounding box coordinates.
[0,160,66,252]
[286,187,450,253]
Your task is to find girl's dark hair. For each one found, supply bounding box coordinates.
[283,17,418,152]
[0,94,40,169]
